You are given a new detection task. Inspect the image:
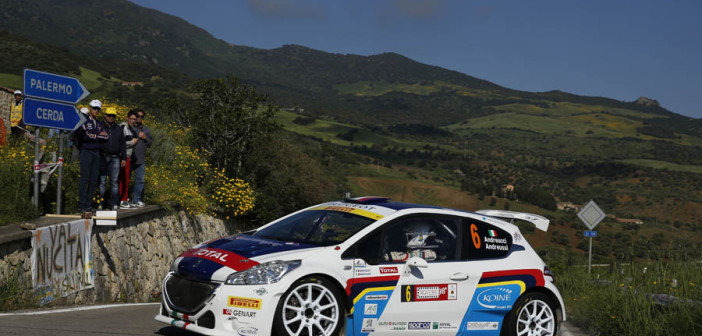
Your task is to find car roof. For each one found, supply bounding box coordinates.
[342,196,457,212]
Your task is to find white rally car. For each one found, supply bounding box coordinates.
[155,196,565,336]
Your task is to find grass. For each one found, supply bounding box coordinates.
[555,261,702,336]
[621,159,702,174]
[277,110,429,149]
[0,73,22,89]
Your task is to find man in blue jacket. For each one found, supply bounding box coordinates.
[98,107,127,211]
[75,100,108,214]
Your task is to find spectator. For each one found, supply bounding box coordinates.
[75,100,108,214]
[98,107,126,211]
[70,107,90,162]
[118,110,138,209]
[131,109,152,207]
[9,90,25,141]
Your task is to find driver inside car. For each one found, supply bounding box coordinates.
[383,221,446,262]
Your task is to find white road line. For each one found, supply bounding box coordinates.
[0,302,160,317]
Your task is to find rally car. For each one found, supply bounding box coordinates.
[155,196,565,336]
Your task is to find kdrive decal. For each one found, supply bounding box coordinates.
[228,296,262,310]
[400,283,457,302]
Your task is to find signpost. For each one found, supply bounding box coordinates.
[577,200,606,274]
[23,69,90,212]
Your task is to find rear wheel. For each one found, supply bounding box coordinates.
[273,277,344,336]
[501,292,557,336]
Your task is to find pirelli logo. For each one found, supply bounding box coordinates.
[228,296,261,310]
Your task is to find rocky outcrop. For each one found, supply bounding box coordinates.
[635,96,661,108]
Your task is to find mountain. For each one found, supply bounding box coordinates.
[2,0,702,241]
[0,0,695,127]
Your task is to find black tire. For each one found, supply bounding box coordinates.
[273,277,345,336]
[501,292,558,336]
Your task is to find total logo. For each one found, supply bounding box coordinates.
[379,266,398,274]
[193,248,229,262]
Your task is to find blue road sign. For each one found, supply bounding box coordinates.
[23,69,89,104]
[584,230,598,238]
[23,98,86,131]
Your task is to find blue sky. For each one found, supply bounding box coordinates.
[130,0,702,118]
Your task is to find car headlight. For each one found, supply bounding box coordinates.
[225,260,301,285]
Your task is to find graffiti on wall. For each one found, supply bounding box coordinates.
[31,219,94,302]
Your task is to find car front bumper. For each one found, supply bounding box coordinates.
[154,272,285,336]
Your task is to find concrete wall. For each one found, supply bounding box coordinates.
[0,208,241,307]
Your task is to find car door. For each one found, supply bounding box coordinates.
[343,214,483,335]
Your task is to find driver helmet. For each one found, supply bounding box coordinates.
[404,223,437,249]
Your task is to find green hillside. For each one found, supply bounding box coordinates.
[0,0,701,260]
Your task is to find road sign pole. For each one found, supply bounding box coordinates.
[33,128,40,209]
[588,236,593,274]
[56,131,64,214]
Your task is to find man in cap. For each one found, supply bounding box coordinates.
[74,99,108,214]
[98,107,126,211]
[9,90,24,141]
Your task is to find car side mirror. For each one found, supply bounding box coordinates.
[406,256,428,268]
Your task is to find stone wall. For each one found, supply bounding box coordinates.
[0,208,241,307]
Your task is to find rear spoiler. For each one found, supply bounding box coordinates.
[475,210,550,232]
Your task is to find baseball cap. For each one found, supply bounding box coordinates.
[89,99,102,109]
[105,107,117,115]
[14,90,22,95]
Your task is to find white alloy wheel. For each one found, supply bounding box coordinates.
[515,298,556,336]
[279,279,342,336]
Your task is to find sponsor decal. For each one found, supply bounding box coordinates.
[408,322,431,330]
[355,260,366,267]
[365,294,388,301]
[477,287,514,309]
[228,296,262,310]
[361,318,377,332]
[254,288,268,296]
[466,321,499,330]
[223,309,257,318]
[513,232,522,242]
[401,283,457,302]
[364,303,378,315]
[309,204,385,220]
[237,326,259,335]
[433,322,458,330]
[379,266,398,274]
[193,248,229,262]
[378,321,407,330]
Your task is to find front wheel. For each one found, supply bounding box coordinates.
[273,277,344,336]
[501,292,558,336]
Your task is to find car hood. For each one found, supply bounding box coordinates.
[173,234,321,282]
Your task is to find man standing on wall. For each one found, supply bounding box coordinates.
[118,110,138,209]
[98,107,127,211]
[75,100,108,215]
[131,109,152,207]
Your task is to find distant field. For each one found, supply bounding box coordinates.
[0,73,22,89]
[620,159,702,174]
[277,110,429,149]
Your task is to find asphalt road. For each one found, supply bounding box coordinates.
[0,303,587,336]
[0,303,193,336]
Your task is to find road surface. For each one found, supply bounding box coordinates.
[0,303,587,335]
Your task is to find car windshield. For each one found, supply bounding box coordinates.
[253,210,376,246]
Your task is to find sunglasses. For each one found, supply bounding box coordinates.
[91,106,101,111]
[105,114,116,117]
[128,117,137,121]
[137,115,144,118]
